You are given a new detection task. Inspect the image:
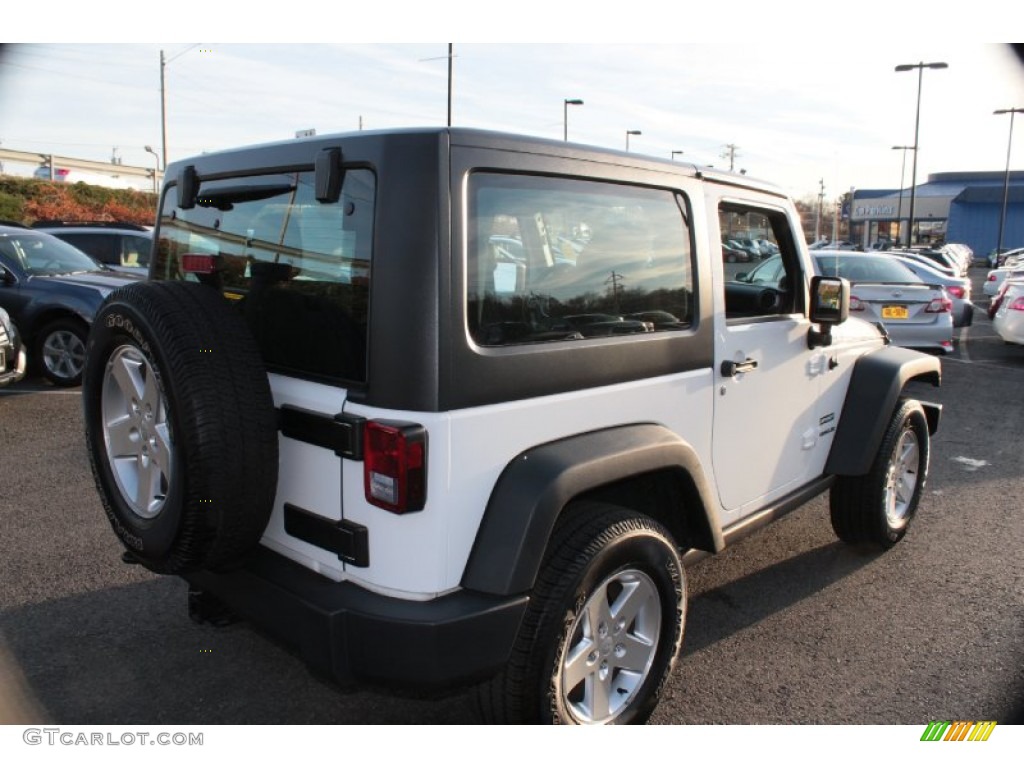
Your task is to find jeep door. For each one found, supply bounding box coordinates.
[710,195,827,519]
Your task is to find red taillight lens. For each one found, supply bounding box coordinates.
[987,273,998,282]
[946,286,965,299]
[849,295,865,311]
[925,297,952,313]
[181,253,218,274]
[364,421,427,514]
[1009,297,1024,312]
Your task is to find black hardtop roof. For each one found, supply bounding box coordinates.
[164,126,783,197]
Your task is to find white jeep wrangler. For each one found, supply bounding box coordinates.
[83,128,941,724]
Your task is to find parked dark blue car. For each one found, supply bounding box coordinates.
[0,225,140,386]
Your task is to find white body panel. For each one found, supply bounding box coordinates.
[993,281,1024,345]
[337,369,714,597]
[984,267,1024,296]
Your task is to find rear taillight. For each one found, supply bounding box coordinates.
[1009,297,1024,312]
[946,286,965,299]
[987,273,998,282]
[925,297,952,313]
[364,421,427,513]
[849,295,865,311]
[181,253,218,274]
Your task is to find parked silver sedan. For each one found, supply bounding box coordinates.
[812,251,954,354]
[886,253,974,328]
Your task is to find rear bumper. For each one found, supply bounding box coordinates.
[185,546,528,690]
[0,347,27,387]
[884,321,954,352]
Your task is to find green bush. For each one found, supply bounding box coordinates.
[0,191,26,223]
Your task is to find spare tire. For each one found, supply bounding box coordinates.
[83,281,278,575]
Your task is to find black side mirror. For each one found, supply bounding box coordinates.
[0,265,15,286]
[807,275,849,349]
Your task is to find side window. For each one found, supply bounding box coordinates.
[121,235,152,267]
[63,233,115,265]
[467,173,694,347]
[720,203,802,321]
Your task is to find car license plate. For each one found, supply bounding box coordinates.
[882,305,908,320]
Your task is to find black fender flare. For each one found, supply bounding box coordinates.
[825,345,941,477]
[461,423,721,596]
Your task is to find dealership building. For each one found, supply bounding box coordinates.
[849,170,1024,255]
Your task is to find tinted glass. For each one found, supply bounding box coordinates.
[815,255,922,284]
[59,233,117,264]
[721,204,801,320]
[0,233,102,275]
[122,235,152,267]
[467,173,694,346]
[153,169,375,383]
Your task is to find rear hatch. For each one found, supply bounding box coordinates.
[151,165,376,579]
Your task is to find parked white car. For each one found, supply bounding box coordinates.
[983,263,1024,297]
[992,279,1024,345]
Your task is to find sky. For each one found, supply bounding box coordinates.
[1,6,1023,203]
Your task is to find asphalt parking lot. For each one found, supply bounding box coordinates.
[1,267,1021,725]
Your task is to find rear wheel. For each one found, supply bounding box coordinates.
[830,399,930,549]
[478,502,685,724]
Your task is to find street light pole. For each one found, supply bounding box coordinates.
[625,130,641,151]
[892,145,914,245]
[144,145,161,194]
[895,61,948,247]
[671,150,684,161]
[994,108,1023,260]
[563,99,583,141]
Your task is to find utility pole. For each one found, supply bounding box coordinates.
[160,49,167,170]
[447,43,453,127]
[421,46,455,127]
[815,179,826,241]
[721,144,739,171]
[606,271,625,313]
[160,45,200,170]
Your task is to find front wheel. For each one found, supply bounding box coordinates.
[830,399,930,549]
[36,318,88,386]
[477,502,686,724]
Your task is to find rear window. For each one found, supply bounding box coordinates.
[815,255,921,284]
[153,168,374,383]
